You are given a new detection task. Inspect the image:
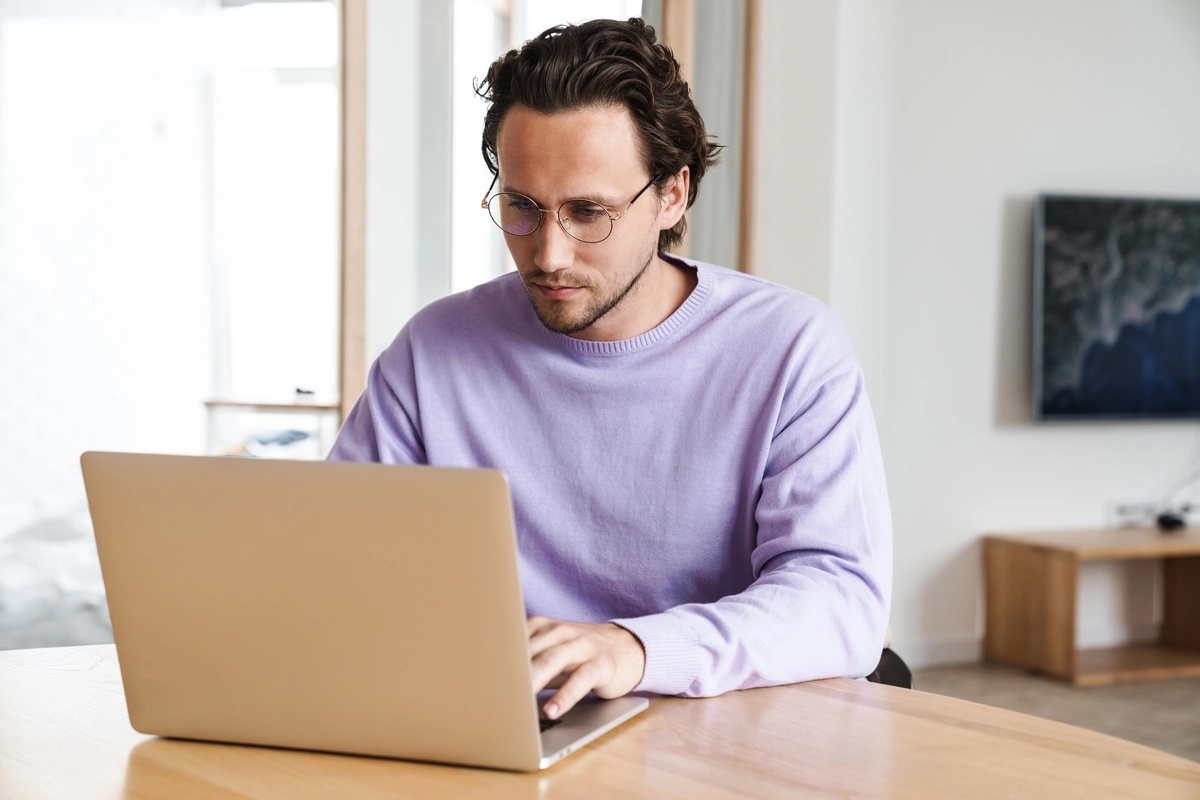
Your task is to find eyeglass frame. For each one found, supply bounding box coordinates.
[480,173,663,244]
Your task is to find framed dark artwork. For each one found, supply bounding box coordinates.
[1033,194,1200,420]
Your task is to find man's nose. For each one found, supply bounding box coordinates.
[533,214,576,273]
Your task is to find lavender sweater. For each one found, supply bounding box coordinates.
[329,257,892,697]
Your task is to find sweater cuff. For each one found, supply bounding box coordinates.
[611,612,699,696]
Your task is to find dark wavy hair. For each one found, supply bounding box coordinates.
[476,17,721,251]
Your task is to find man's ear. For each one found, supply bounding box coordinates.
[657,167,690,232]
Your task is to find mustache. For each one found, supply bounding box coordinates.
[520,270,590,289]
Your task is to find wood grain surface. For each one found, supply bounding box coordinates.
[2,646,1198,799]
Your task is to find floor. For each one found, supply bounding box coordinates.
[914,662,1200,763]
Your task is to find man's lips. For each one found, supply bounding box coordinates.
[533,283,584,299]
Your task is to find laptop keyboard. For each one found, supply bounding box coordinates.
[539,717,563,732]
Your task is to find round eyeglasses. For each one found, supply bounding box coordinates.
[480,175,661,244]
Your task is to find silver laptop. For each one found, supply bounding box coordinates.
[80,451,647,771]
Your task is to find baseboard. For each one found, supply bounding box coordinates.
[896,635,982,670]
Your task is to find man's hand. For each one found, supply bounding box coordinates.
[527,616,646,720]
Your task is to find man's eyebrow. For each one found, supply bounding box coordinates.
[499,183,532,198]
[501,184,623,207]
[499,184,545,205]
[582,192,625,208]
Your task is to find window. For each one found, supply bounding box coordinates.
[0,0,341,516]
[212,1,339,404]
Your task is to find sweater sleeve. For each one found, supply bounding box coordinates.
[327,328,427,465]
[612,364,893,697]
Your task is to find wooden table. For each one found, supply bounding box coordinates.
[985,527,1200,686]
[2,646,1198,799]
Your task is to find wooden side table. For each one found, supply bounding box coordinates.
[984,527,1200,686]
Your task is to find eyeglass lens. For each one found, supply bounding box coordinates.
[487,194,613,243]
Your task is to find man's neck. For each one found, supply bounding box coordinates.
[570,256,697,343]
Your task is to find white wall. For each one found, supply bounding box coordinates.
[751,0,1200,666]
[749,1,838,299]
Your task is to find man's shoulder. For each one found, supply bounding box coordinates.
[374,272,529,363]
[409,271,527,333]
[676,258,856,372]
[686,259,839,332]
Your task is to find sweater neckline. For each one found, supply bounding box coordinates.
[545,255,712,356]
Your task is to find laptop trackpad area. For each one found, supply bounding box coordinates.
[536,692,649,768]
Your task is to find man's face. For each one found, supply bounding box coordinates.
[494,104,681,341]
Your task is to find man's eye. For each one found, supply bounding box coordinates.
[567,202,608,223]
[507,196,537,214]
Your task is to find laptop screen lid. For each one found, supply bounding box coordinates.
[82,452,577,771]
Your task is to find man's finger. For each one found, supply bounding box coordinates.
[542,661,603,720]
[527,621,579,658]
[542,671,569,690]
[529,636,588,692]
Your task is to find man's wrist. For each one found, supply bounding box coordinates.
[609,622,647,689]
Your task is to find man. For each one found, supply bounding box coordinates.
[329,18,892,722]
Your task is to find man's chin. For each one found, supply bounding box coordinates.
[534,306,593,335]
[525,294,590,335]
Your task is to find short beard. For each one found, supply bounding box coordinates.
[524,248,656,336]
